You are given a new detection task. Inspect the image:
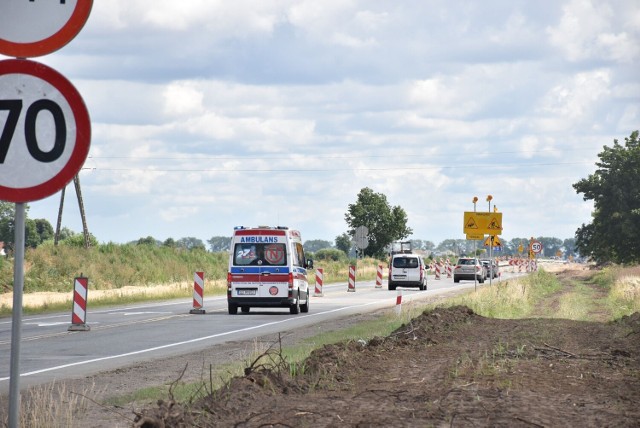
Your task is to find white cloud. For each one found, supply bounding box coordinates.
[17,0,639,247]
[160,206,200,222]
[547,0,640,62]
[537,70,611,121]
[163,83,204,116]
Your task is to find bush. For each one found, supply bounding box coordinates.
[60,233,99,248]
[314,248,348,262]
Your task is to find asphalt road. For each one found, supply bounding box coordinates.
[0,269,522,393]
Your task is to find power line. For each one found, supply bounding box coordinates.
[81,160,594,173]
[87,147,600,162]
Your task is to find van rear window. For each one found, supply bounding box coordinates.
[393,257,419,268]
[234,243,287,266]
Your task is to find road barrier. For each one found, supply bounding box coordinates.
[375,264,383,288]
[190,271,206,314]
[314,268,324,296]
[68,275,90,331]
[395,289,402,315]
[446,260,452,278]
[348,265,356,292]
[434,262,441,280]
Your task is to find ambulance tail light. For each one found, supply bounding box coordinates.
[288,273,294,298]
[227,273,232,298]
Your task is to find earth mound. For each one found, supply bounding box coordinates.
[133,305,640,427]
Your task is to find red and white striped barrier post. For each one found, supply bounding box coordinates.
[395,289,402,315]
[190,271,206,314]
[314,268,324,296]
[68,275,90,331]
[446,260,452,278]
[348,265,356,292]
[435,262,441,280]
[375,264,383,288]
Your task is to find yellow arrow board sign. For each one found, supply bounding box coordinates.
[463,212,503,235]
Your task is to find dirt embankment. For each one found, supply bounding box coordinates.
[130,284,639,426]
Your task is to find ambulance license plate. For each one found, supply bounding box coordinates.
[237,289,256,295]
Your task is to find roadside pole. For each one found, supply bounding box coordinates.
[8,204,25,427]
[489,236,493,286]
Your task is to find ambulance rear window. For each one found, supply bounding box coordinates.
[233,243,287,266]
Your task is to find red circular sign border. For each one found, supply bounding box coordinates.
[0,0,93,58]
[530,240,543,254]
[0,59,91,203]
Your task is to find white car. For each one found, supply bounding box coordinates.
[453,257,485,283]
[388,253,427,291]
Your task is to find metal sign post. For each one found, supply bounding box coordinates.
[8,203,25,428]
[352,226,369,287]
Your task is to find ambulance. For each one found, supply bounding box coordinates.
[227,226,313,315]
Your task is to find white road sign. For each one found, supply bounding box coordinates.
[0,0,93,58]
[354,225,369,249]
[0,59,91,202]
[530,241,543,254]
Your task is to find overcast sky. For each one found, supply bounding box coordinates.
[3,0,639,247]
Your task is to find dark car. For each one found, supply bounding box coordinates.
[480,259,499,279]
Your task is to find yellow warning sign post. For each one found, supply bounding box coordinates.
[483,235,501,247]
[463,212,503,235]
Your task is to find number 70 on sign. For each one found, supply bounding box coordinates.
[0,60,90,203]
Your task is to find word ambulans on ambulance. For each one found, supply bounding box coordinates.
[227,226,314,315]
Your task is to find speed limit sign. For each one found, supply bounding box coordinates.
[530,240,543,254]
[0,0,93,58]
[0,59,91,202]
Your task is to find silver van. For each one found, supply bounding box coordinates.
[388,254,427,290]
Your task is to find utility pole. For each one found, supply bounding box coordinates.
[55,175,90,248]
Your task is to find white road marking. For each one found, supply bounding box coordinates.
[25,322,69,327]
[0,299,385,382]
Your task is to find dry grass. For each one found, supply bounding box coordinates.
[609,265,640,316]
[1,381,99,428]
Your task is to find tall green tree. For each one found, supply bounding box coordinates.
[344,187,412,258]
[136,236,159,246]
[335,233,352,256]
[573,131,640,264]
[0,203,52,248]
[562,238,576,258]
[176,237,206,251]
[207,236,232,252]
[34,219,54,243]
[536,236,563,258]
